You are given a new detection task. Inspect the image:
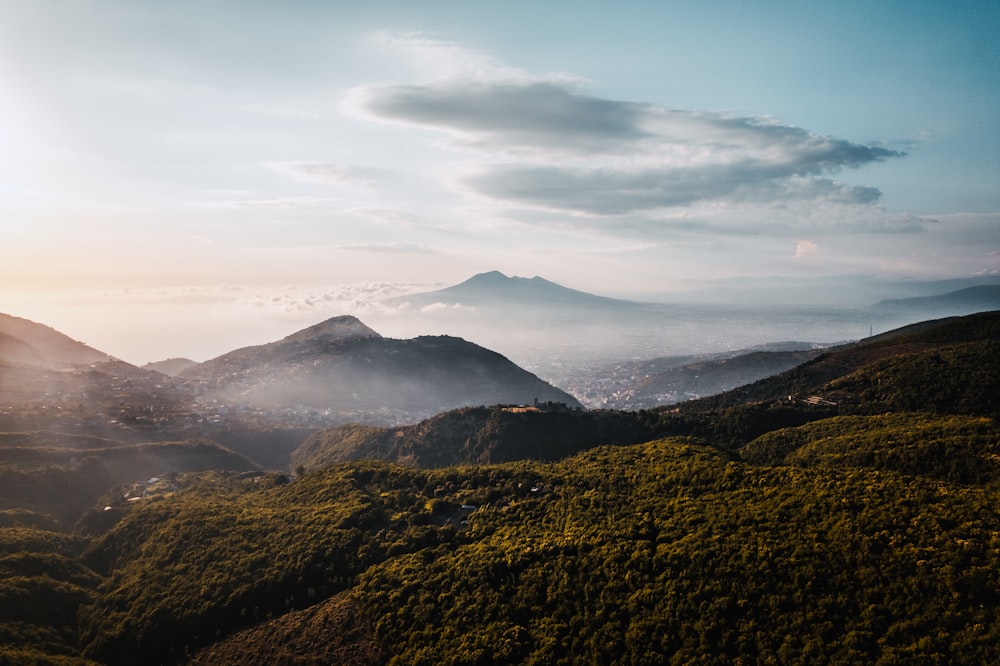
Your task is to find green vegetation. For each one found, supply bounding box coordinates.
[742,413,1000,483]
[45,432,1000,663]
[825,340,1000,416]
[0,438,259,526]
[0,311,999,663]
[293,407,647,470]
[356,440,1000,663]
[0,528,101,664]
[680,312,1000,419]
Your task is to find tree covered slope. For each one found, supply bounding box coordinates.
[1,310,999,664]
[66,433,1000,664]
[292,406,647,471]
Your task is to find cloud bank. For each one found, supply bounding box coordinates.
[351,34,905,229]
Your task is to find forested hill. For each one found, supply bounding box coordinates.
[68,428,1000,664]
[292,406,649,472]
[294,311,1000,470]
[4,310,1000,665]
[674,310,1000,416]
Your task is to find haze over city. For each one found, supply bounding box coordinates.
[2,0,997,364]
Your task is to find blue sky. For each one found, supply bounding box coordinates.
[1,0,998,361]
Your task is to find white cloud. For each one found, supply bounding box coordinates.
[277,162,377,189]
[337,242,434,254]
[348,37,904,232]
[794,240,819,257]
[420,302,473,314]
[367,30,576,85]
[225,197,341,210]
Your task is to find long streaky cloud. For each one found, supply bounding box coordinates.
[360,82,651,150]
[351,43,904,219]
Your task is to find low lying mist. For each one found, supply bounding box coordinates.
[364,301,925,381]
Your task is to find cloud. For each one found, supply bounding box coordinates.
[490,196,928,242]
[351,35,905,226]
[348,208,424,226]
[357,81,649,152]
[794,240,819,257]
[226,197,340,210]
[337,242,433,254]
[463,165,887,215]
[367,30,574,85]
[727,176,882,206]
[420,302,473,314]
[239,281,439,318]
[279,162,376,189]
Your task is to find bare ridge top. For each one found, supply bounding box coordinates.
[279,315,382,345]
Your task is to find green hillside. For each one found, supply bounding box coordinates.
[0,527,101,665]
[292,406,648,471]
[1,311,999,664]
[0,436,259,527]
[681,312,1000,411]
[741,412,1000,482]
[59,434,1000,664]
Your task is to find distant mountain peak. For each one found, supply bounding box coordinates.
[461,271,553,286]
[280,315,381,345]
[419,271,634,308]
[470,270,508,280]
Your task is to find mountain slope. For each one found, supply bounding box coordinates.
[873,285,1000,314]
[0,313,111,368]
[740,413,1000,483]
[0,330,47,367]
[680,311,1000,415]
[181,315,382,381]
[386,270,639,309]
[0,435,260,525]
[292,405,647,470]
[181,315,580,418]
[71,437,1000,665]
[293,311,1000,472]
[142,358,198,376]
[601,347,821,409]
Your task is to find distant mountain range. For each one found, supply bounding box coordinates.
[388,270,1000,315]
[0,311,580,473]
[872,285,1000,313]
[372,271,1000,379]
[0,311,578,421]
[294,311,1000,470]
[387,270,640,309]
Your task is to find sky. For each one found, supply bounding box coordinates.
[1,0,998,363]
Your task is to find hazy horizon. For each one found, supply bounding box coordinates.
[5,270,996,372]
[2,1,997,364]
